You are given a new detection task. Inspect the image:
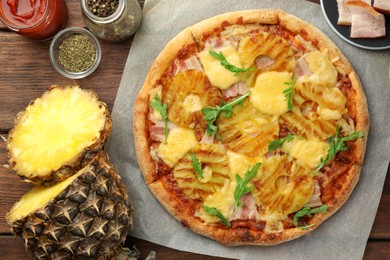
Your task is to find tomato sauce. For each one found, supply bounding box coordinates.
[0,0,68,40]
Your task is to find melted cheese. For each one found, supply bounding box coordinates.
[228,151,263,178]
[250,71,292,116]
[199,180,237,224]
[158,127,198,166]
[198,47,242,90]
[282,138,329,169]
[298,51,338,88]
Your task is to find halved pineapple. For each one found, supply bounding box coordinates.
[7,85,111,185]
[173,144,230,200]
[217,99,279,157]
[163,70,222,132]
[6,152,133,259]
[238,32,296,87]
[252,155,314,218]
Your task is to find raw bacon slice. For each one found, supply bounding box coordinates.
[347,1,386,38]
[337,0,373,25]
[337,0,352,25]
[373,0,390,15]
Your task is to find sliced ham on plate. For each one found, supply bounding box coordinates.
[347,0,386,38]
[337,0,353,25]
[373,0,390,15]
[337,0,372,25]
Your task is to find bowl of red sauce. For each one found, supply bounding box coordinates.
[0,0,68,40]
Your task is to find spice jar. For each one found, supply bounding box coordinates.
[50,27,102,79]
[0,0,68,41]
[80,0,142,42]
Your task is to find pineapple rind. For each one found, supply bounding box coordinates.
[6,151,133,259]
[7,85,112,185]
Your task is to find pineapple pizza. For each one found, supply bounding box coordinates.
[134,10,369,245]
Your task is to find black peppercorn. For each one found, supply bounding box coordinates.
[87,0,119,17]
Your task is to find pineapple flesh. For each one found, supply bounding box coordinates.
[174,144,230,200]
[163,70,222,134]
[217,99,279,157]
[6,152,133,259]
[238,32,296,87]
[7,85,112,185]
[252,155,314,218]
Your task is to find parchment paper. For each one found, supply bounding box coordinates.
[105,0,390,259]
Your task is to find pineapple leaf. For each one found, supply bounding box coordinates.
[209,50,256,76]
[202,205,231,227]
[202,91,251,140]
[283,77,296,111]
[151,94,169,144]
[233,162,261,211]
[190,152,203,179]
[293,204,329,227]
[314,127,364,173]
[268,134,295,152]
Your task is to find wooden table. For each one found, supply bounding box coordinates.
[0,0,388,259]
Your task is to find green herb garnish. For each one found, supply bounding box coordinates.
[268,134,295,152]
[150,94,168,144]
[293,205,329,227]
[209,50,255,76]
[190,152,203,179]
[202,205,231,227]
[314,127,364,173]
[234,162,262,211]
[283,77,296,111]
[202,91,251,140]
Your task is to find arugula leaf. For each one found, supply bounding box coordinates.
[190,152,203,179]
[150,94,169,144]
[293,204,329,227]
[202,91,251,140]
[209,50,255,76]
[233,162,262,211]
[314,127,364,173]
[283,77,296,111]
[202,205,231,227]
[268,134,295,152]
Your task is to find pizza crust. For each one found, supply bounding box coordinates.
[134,9,370,246]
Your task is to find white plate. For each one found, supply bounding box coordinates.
[321,0,390,50]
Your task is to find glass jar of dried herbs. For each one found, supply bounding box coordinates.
[50,27,101,79]
[59,33,96,72]
[80,0,142,42]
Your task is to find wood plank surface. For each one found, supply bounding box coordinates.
[0,0,389,259]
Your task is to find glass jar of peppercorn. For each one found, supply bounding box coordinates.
[80,0,142,42]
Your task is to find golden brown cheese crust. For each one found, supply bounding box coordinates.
[133,9,369,245]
